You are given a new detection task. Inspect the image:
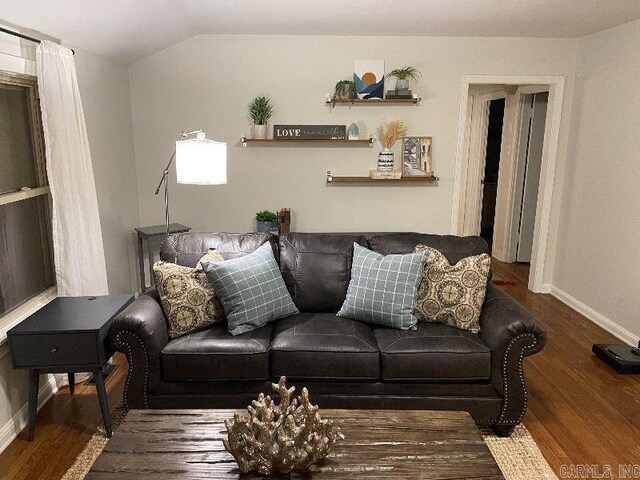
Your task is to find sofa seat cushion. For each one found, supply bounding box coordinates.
[271,313,379,381]
[374,323,491,382]
[161,323,273,381]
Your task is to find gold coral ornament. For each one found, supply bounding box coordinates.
[223,376,344,475]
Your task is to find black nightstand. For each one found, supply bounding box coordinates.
[7,295,134,440]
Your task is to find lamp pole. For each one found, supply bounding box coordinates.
[154,129,203,237]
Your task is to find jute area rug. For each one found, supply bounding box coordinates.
[62,404,558,480]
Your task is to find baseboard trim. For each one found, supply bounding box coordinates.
[0,374,58,454]
[550,286,639,346]
[537,283,553,294]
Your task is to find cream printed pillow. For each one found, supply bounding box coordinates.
[153,249,225,339]
[413,245,491,334]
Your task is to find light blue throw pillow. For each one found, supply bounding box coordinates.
[201,243,298,335]
[337,243,428,330]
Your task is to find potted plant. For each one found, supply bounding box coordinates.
[248,96,274,139]
[385,66,422,92]
[255,210,278,233]
[375,120,408,171]
[332,80,357,106]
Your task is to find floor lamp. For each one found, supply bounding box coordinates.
[155,130,227,236]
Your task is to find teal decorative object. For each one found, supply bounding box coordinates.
[348,123,359,140]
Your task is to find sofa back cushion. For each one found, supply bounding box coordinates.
[368,233,489,265]
[279,233,368,312]
[161,232,275,267]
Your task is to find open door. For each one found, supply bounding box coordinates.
[513,92,548,263]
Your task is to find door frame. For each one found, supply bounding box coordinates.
[451,75,565,293]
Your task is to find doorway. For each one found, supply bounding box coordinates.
[452,76,565,292]
[479,98,506,251]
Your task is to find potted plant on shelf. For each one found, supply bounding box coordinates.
[375,120,407,171]
[385,66,422,93]
[248,96,274,140]
[255,210,278,233]
[331,80,357,106]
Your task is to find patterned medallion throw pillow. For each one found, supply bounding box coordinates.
[153,249,225,339]
[414,245,491,333]
[201,242,299,336]
[337,243,428,330]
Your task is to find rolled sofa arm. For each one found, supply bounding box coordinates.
[479,282,546,432]
[109,289,169,409]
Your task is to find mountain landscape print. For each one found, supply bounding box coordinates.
[354,60,385,99]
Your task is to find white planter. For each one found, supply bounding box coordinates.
[395,78,410,92]
[378,149,394,171]
[252,124,268,140]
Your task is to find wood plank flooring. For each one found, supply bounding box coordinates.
[1,260,639,479]
[492,260,640,478]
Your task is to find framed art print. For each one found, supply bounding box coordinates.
[354,60,384,100]
[402,136,433,176]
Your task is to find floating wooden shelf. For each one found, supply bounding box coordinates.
[241,137,374,147]
[326,171,438,184]
[326,98,420,107]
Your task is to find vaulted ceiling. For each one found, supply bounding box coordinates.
[2,0,640,64]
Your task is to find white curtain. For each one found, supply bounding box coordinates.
[36,41,108,297]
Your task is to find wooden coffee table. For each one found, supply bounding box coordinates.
[87,409,504,479]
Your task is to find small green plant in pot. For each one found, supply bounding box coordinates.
[385,66,422,92]
[332,80,357,106]
[248,96,274,139]
[255,210,278,233]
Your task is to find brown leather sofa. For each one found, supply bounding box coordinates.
[109,232,546,436]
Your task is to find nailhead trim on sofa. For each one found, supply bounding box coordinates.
[497,333,538,424]
[113,331,150,408]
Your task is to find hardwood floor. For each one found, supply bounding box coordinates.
[1,262,638,479]
[492,260,640,478]
[0,362,126,480]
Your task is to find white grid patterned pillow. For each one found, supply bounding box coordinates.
[337,243,428,330]
[201,242,298,336]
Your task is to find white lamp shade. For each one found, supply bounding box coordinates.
[175,138,227,185]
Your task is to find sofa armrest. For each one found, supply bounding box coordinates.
[479,282,546,428]
[109,289,169,408]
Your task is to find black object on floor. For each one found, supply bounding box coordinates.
[593,342,640,374]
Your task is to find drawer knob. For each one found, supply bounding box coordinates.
[50,347,58,354]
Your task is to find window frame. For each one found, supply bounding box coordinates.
[0,70,56,343]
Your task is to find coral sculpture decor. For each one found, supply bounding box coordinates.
[223,376,344,475]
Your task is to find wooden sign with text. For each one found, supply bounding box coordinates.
[273,125,346,140]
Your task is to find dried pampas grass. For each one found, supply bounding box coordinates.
[375,119,408,149]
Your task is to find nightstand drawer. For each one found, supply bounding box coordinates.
[10,332,101,368]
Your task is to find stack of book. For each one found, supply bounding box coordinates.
[385,90,413,99]
[369,170,402,180]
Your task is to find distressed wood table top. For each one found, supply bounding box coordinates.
[87,409,504,479]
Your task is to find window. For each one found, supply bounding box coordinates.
[0,72,55,318]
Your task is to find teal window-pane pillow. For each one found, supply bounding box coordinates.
[201,242,298,335]
[337,243,428,330]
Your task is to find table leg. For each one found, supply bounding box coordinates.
[28,369,39,441]
[137,235,146,292]
[94,368,112,437]
[68,372,75,395]
[147,239,155,288]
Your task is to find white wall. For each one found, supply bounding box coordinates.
[552,20,640,343]
[0,25,139,452]
[73,49,139,294]
[129,35,577,234]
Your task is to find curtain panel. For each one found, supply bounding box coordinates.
[36,41,108,297]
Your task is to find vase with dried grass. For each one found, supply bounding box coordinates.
[375,120,408,171]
